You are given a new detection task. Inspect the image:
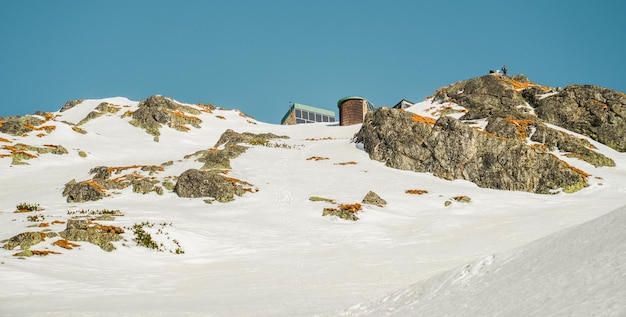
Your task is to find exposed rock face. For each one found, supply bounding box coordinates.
[355,107,589,194]
[432,74,541,119]
[174,169,245,202]
[533,85,626,152]
[433,74,626,153]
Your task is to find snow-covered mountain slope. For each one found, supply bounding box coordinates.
[334,204,626,317]
[0,97,625,316]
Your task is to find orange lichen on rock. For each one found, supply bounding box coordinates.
[38,222,50,227]
[80,180,107,192]
[36,133,46,138]
[412,114,437,124]
[166,109,201,121]
[51,220,66,225]
[13,250,62,256]
[504,118,535,138]
[2,145,39,158]
[53,239,81,250]
[337,203,362,213]
[498,76,551,92]
[591,99,609,109]
[530,143,548,152]
[93,223,125,234]
[405,189,429,195]
[334,161,358,165]
[306,156,329,161]
[0,137,10,143]
[25,124,56,133]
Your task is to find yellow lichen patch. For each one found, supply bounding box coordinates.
[412,114,437,124]
[498,76,551,92]
[334,161,358,165]
[504,118,535,138]
[405,189,429,195]
[53,239,81,250]
[306,156,329,161]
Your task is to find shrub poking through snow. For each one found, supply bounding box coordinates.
[127,221,184,254]
[15,202,41,213]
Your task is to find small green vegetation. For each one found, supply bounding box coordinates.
[78,150,88,157]
[127,221,184,254]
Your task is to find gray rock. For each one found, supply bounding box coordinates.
[63,179,106,203]
[174,169,247,202]
[362,191,387,206]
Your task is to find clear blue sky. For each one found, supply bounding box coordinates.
[1,1,624,124]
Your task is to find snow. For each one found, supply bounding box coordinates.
[333,204,626,317]
[1,98,625,316]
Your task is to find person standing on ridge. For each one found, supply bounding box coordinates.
[502,65,507,76]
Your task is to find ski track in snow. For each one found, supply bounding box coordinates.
[0,97,625,316]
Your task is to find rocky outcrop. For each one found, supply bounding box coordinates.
[76,102,122,125]
[129,95,203,141]
[0,116,44,136]
[2,231,57,250]
[174,169,247,202]
[533,85,626,152]
[59,219,124,252]
[355,107,589,194]
[432,74,544,119]
[433,75,626,153]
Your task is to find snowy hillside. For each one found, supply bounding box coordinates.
[0,96,625,316]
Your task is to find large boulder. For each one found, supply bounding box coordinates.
[355,107,589,194]
[533,85,626,152]
[174,169,246,202]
